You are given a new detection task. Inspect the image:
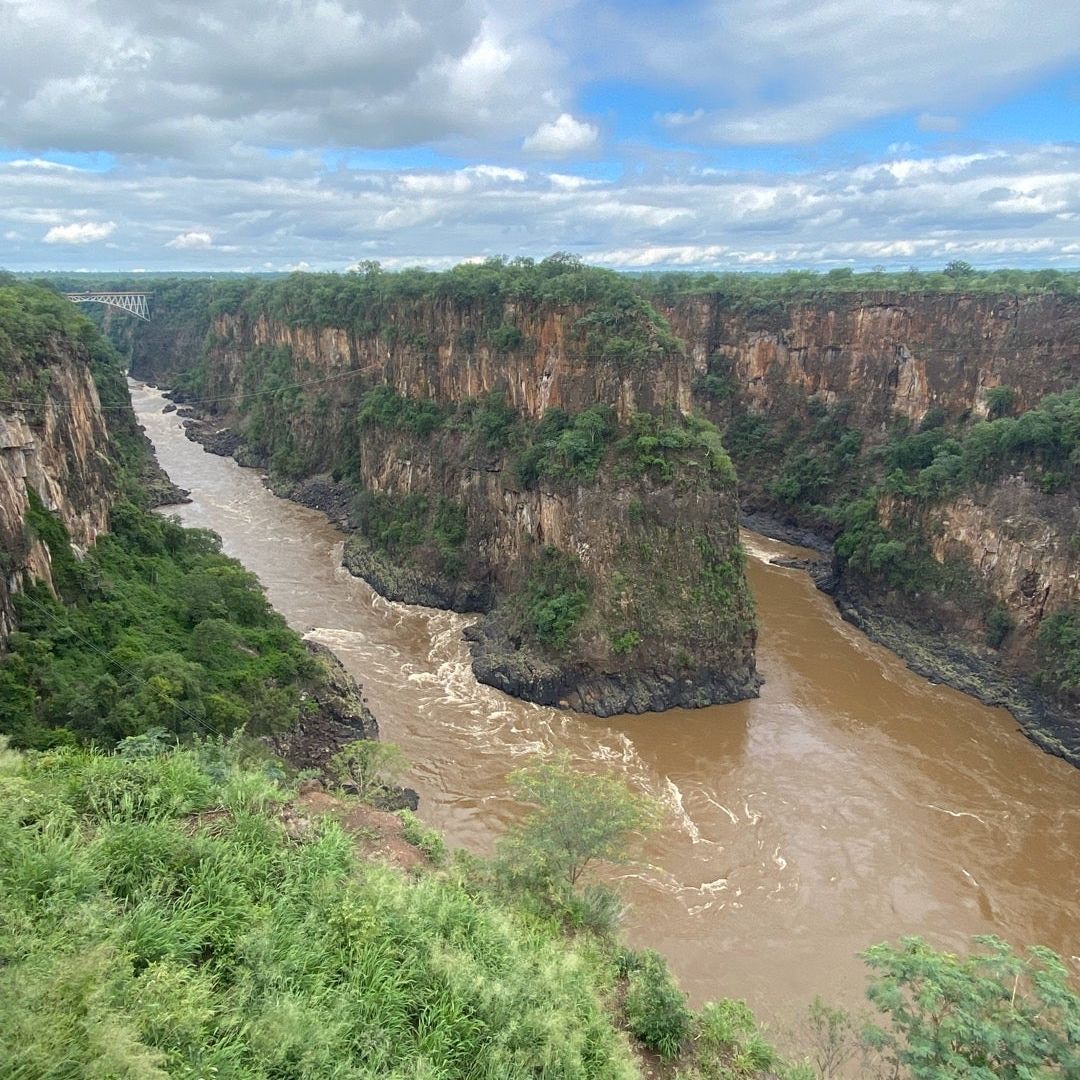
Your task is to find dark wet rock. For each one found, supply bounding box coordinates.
[741,510,834,554]
[465,617,762,718]
[264,641,380,773]
[269,473,354,528]
[162,402,177,414]
[182,416,245,458]
[342,535,495,614]
[817,574,1080,768]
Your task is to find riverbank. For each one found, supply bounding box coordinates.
[745,508,1080,769]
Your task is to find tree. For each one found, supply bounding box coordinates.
[862,936,1080,1079]
[499,753,659,891]
[944,259,975,278]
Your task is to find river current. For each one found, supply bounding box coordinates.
[132,381,1079,1024]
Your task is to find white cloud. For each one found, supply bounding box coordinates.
[3,144,1078,271]
[166,230,213,249]
[0,0,566,157]
[42,221,115,244]
[6,158,81,171]
[523,113,599,156]
[547,173,606,190]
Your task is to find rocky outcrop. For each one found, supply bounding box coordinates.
[0,339,115,637]
[150,289,759,716]
[264,641,380,771]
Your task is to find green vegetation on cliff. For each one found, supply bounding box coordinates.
[643,264,1080,309]
[0,499,319,750]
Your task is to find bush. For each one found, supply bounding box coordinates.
[328,739,407,803]
[863,935,1080,1079]
[1036,607,1080,699]
[687,998,778,1079]
[398,808,448,865]
[499,752,659,893]
[517,547,591,651]
[985,605,1013,649]
[986,385,1017,419]
[624,949,692,1059]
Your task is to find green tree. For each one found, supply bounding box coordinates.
[499,753,659,891]
[943,260,976,279]
[862,936,1080,1079]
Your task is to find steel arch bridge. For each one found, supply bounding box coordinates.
[64,291,152,321]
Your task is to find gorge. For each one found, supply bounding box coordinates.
[112,265,1080,758]
[3,267,1079,1046]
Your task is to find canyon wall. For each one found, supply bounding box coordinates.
[676,290,1080,730]
[125,278,1079,728]
[0,335,115,637]
[672,291,1080,429]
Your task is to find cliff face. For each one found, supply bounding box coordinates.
[196,303,695,423]
[672,290,1079,722]
[673,292,1080,430]
[152,295,758,716]
[0,337,115,637]
[130,280,1080,724]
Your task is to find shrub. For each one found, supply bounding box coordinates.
[1036,607,1080,699]
[624,949,692,1059]
[398,809,448,865]
[986,385,1017,419]
[985,605,1013,649]
[862,935,1080,1079]
[328,739,407,803]
[517,547,591,651]
[499,752,659,893]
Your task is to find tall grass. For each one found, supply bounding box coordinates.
[0,742,637,1078]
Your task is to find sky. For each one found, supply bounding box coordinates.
[1,0,1078,273]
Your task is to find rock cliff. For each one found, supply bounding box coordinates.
[0,334,116,638]
[122,273,1079,732]
[673,291,1080,429]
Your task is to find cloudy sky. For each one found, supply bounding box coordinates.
[1,0,1078,272]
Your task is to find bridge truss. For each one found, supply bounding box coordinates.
[65,291,152,321]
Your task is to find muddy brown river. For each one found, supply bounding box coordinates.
[133,382,1079,1025]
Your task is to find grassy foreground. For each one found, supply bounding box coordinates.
[0,740,642,1079]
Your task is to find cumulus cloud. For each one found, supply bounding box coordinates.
[166,231,213,249]
[42,221,116,244]
[523,113,599,156]
[0,0,565,157]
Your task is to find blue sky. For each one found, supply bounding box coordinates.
[1,0,1078,271]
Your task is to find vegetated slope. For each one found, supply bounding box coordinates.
[0,742,641,1079]
[116,259,760,717]
[0,279,375,757]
